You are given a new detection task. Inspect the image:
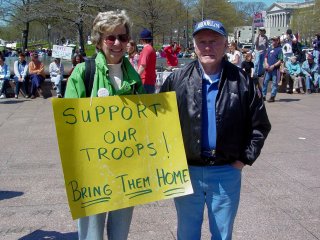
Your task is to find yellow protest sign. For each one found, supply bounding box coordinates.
[52,92,193,219]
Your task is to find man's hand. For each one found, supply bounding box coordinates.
[231,160,245,170]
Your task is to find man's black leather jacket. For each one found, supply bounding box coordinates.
[160,59,271,166]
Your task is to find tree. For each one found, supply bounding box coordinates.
[232,1,267,22]
[192,0,245,33]
[291,0,320,45]
[0,0,40,51]
[124,0,174,42]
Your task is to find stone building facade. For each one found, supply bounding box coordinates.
[265,1,314,37]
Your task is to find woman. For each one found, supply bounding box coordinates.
[72,54,84,68]
[65,10,145,240]
[67,54,84,83]
[13,53,29,99]
[49,58,64,98]
[28,52,45,99]
[228,42,242,68]
[126,40,139,71]
[0,55,11,99]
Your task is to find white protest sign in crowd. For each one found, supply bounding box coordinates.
[52,45,74,59]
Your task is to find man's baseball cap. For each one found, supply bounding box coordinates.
[307,53,314,60]
[140,28,153,40]
[259,27,266,31]
[193,20,227,37]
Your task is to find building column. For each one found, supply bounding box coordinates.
[272,15,275,27]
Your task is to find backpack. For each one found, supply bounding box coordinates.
[84,57,96,97]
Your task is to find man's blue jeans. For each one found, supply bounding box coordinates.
[30,74,44,96]
[262,70,280,97]
[174,165,242,240]
[305,75,320,90]
[78,207,134,240]
[254,51,266,77]
[14,76,29,96]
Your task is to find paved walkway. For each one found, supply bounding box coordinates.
[0,93,320,240]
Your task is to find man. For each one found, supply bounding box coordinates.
[254,27,268,77]
[280,29,296,63]
[160,19,271,240]
[137,28,156,93]
[312,33,320,66]
[313,33,320,51]
[285,55,303,94]
[28,52,45,99]
[164,41,181,68]
[262,36,283,102]
[301,53,319,94]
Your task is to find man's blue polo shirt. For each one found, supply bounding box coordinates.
[201,71,220,153]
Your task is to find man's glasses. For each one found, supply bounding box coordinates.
[104,34,129,45]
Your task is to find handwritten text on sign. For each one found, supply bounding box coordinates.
[52,92,193,219]
[52,45,73,59]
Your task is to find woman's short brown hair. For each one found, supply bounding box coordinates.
[91,10,131,48]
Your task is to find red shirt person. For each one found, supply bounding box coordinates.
[164,42,181,67]
[137,28,157,93]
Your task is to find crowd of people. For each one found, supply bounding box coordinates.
[1,27,320,102]
[226,27,320,103]
[0,50,86,99]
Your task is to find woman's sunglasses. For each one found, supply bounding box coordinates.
[104,34,129,45]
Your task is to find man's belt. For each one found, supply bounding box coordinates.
[199,150,227,166]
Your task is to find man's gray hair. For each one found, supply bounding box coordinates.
[91,10,131,47]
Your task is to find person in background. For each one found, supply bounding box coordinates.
[160,19,271,240]
[262,36,283,102]
[241,52,254,80]
[254,27,268,77]
[280,29,297,64]
[126,40,139,71]
[301,53,319,94]
[13,53,29,99]
[49,58,64,98]
[164,41,181,68]
[182,48,191,58]
[228,42,242,68]
[24,49,30,57]
[0,55,11,99]
[292,34,305,63]
[312,33,320,65]
[65,10,145,239]
[137,28,156,93]
[28,52,45,99]
[285,55,304,94]
[67,54,84,81]
[312,33,320,51]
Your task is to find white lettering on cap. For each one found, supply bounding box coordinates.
[197,20,221,30]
